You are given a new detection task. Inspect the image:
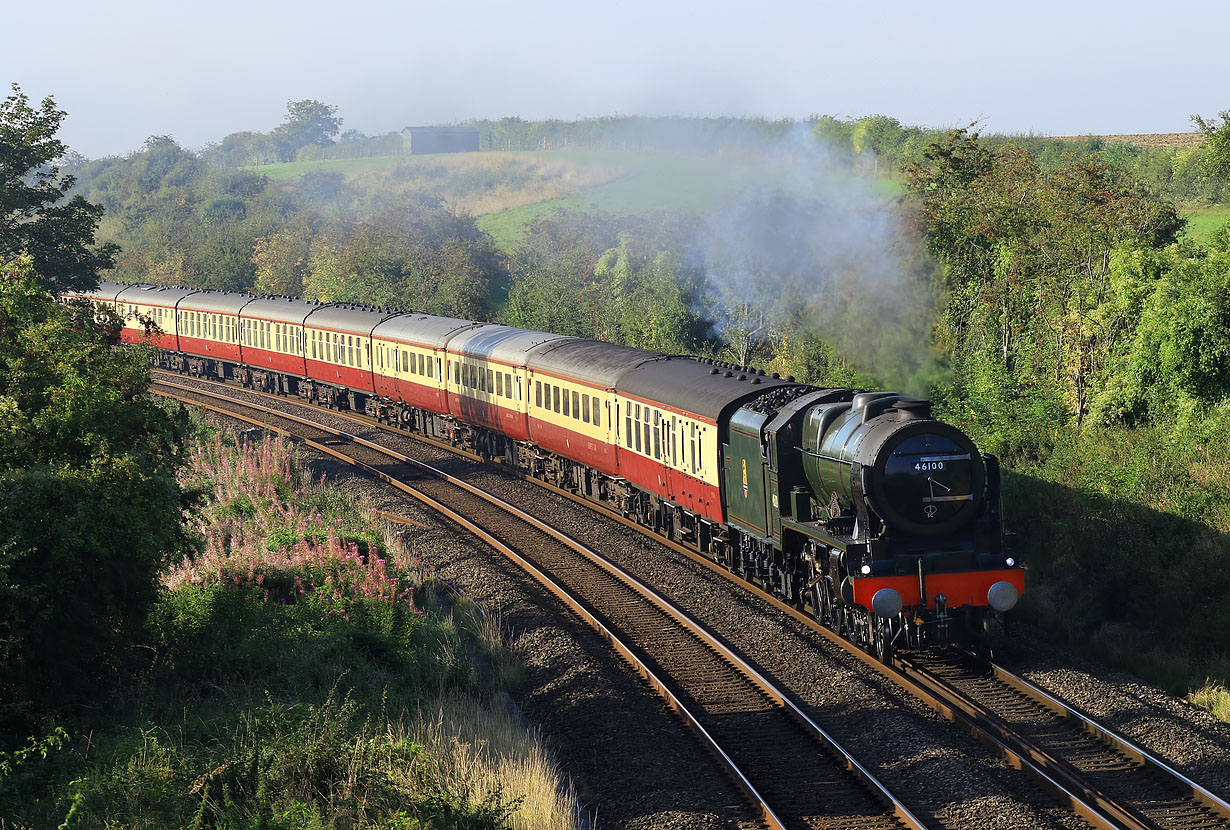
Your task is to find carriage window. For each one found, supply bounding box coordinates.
[503,372,511,398]
[571,391,579,420]
[496,372,503,398]
[552,385,560,413]
[211,316,217,339]
[562,387,570,417]
[453,362,460,384]
[653,412,661,460]
[644,420,651,457]
[427,356,434,379]
[698,431,703,472]
[535,381,542,408]
[592,397,601,428]
[635,412,642,452]
[582,394,590,423]
[311,331,317,359]
[690,425,697,473]
[625,406,632,446]
[364,341,370,367]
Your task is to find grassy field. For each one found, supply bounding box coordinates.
[1181,204,1230,243]
[477,152,902,250]
[244,148,904,251]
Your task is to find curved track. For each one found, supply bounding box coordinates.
[154,377,924,830]
[897,655,1230,830]
[155,371,1230,830]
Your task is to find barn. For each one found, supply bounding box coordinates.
[400,125,479,155]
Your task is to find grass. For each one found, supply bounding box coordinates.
[477,150,902,250]
[1189,681,1230,722]
[998,417,1230,719]
[1180,204,1230,244]
[0,431,581,829]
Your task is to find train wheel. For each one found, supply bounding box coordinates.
[874,619,895,666]
[811,581,829,626]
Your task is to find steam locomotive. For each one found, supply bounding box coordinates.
[68,281,1022,662]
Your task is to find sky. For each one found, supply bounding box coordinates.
[2,0,1225,159]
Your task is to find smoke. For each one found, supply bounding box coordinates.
[687,123,938,392]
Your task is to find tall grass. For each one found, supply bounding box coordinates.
[0,432,582,829]
[1003,419,1230,720]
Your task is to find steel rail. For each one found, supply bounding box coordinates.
[156,371,1230,829]
[154,378,926,830]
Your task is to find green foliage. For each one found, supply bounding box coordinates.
[908,127,1230,707]
[300,208,504,319]
[273,100,343,163]
[1004,423,1230,693]
[502,210,710,353]
[1192,110,1230,180]
[0,84,117,291]
[0,434,551,828]
[0,259,195,737]
[903,128,1184,435]
[1093,238,1230,424]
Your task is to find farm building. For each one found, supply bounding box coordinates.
[400,126,480,155]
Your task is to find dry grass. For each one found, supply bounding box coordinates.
[409,695,582,830]
[1189,681,1230,722]
[1051,133,1207,149]
[345,152,623,216]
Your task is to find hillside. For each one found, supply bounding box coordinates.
[1051,132,1207,149]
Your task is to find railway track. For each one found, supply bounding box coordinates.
[154,377,924,830]
[896,655,1230,830]
[154,372,1230,830]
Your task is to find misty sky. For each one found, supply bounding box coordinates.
[3,0,1224,158]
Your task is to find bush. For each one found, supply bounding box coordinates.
[0,263,195,738]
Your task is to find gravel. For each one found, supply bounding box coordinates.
[996,623,1230,800]
[197,407,761,830]
[181,377,1230,826]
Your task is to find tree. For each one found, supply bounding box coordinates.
[0,258,196,735]
[0,84,117,291]
[903,128,1184,436]
[252,225,313,296]
[1192,110,1230,181]
[273,99,342,162]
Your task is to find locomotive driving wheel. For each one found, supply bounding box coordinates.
[873,618,895,665]
[814,578,843,635]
